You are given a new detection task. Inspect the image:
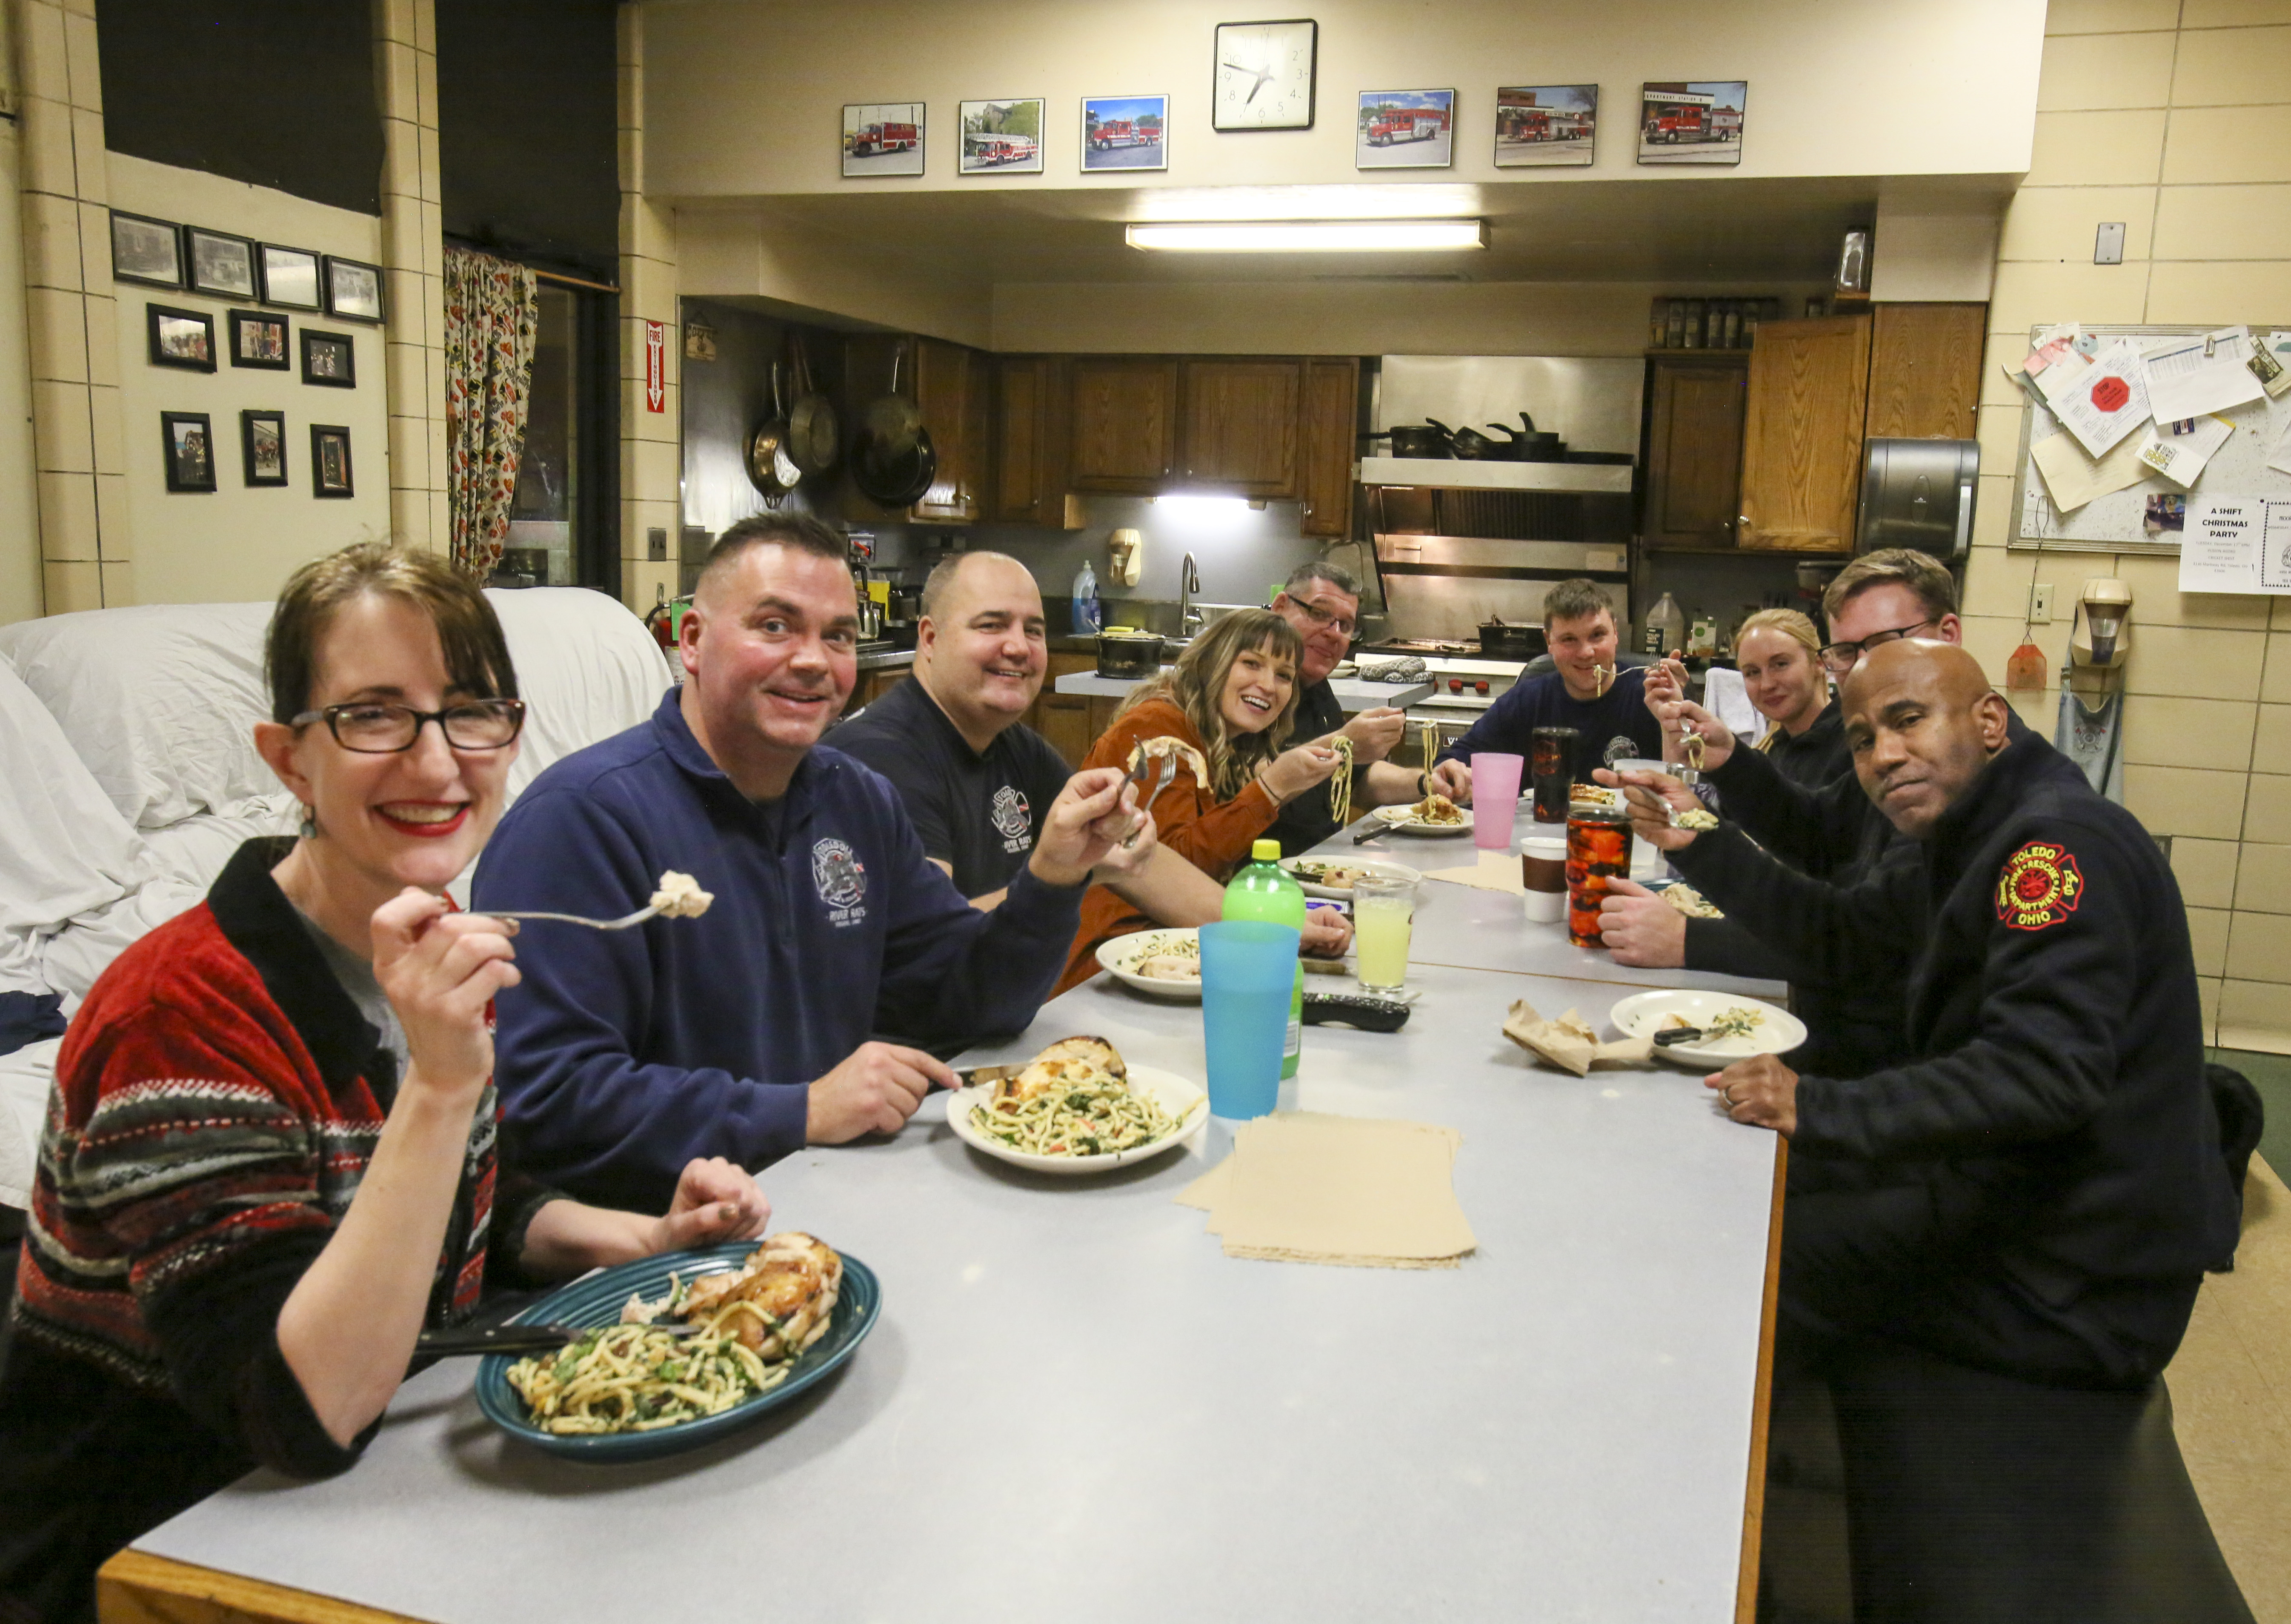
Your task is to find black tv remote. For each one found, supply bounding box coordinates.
[1301,992,1411,1033]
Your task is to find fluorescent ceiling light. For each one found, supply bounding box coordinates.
[1130,184,1483,223]
[1127,219,1487,253]
[1153,493,1258,515]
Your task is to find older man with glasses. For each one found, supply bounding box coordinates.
[1260,561,1424,854]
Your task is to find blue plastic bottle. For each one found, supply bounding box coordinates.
[1224,838,1305,1079]
[1070,561,1102,634]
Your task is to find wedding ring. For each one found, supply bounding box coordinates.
[1721,1084,1736,1106]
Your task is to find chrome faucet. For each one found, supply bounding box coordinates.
[1178,552,1204,638]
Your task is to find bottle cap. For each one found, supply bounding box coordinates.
[1252,839,1281,862]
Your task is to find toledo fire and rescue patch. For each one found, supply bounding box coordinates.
[1996,840,2084,932]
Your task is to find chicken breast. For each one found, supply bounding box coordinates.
[993,1035,1127,1108]
[678,1231,844,1356]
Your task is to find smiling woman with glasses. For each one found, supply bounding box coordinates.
[0,544,767,1618]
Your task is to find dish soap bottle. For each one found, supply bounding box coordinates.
[1643,591,1688,658]
[1223,838,1305,1079]
[1070,560,1102,635]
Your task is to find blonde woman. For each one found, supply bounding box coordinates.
[1735,608,1848,789]
[1055,609,1345,993]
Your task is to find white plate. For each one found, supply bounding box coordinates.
[1607,990,1807,1069]
[946,1064,1208,1176]
[1096,927,1202,999]
[1370,805,1474,838]
[1278,855,1424,899]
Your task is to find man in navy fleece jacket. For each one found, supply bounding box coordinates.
[475,515,1142,1212]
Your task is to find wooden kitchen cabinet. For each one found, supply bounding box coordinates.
[910,337,989,522]
[1297,358,1360,538]
[1069,358,1182,492]
[1179,359,1300,496]
[1737,314,1872,553]
[1642,354,1748,548]
[1864,303,1985,441]
[991,356,1071,525]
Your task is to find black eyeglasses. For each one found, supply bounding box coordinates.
[1818,620,1935,675]
[293,698,526,753]
[1290,598,1359,638]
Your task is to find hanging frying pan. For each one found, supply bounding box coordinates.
[786,335,839,475]
[852,340,937,508]
[744,363,801,504]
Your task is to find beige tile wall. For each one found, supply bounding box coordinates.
[616,3,679,614]
[374,0,447,555]
[1971,0,2291,1052]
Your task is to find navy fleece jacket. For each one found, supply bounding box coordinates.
[474,690,1085,1211]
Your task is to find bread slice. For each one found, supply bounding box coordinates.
[994,1035,1126,1106]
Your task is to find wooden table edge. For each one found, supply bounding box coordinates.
[99,1548,426,1624]
[1734,1135,1788,1624]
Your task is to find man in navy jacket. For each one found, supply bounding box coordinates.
[475,515,1140,1211]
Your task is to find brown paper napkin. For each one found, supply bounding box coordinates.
[1176,1112,1475,1269]
[1501,1000,1653,1076]
[1421,849,1526,895]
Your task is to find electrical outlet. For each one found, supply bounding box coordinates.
[2030,582,2054,623]
[647,526,667,562]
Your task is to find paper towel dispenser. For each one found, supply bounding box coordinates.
[1857,438,1979,558]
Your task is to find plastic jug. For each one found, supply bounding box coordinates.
[1070,561,1102,634]
[1643,590,1688,658]
[1223,838,1305,1078]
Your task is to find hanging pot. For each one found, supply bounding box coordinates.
[851,340,938,508]
[744,363,801,504]
[786,335,839,475]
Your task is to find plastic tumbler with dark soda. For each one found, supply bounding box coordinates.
[1566,806,1632,948]
[1531,726,1579,824]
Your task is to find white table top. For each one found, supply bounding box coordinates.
[132,848,1787,1624]
[1054,671,1433,711]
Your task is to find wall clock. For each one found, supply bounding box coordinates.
[1213,19,1316,131]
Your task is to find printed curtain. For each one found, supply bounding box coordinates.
[443,248,539,580]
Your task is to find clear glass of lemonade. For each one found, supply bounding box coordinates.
[1351,876,1417,996]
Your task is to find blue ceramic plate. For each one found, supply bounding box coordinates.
[475,1241,880,1462]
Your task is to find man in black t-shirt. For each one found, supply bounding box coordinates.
[833,552,1224,918]
[1261,561,1413,854]
[1434,579,1664,780]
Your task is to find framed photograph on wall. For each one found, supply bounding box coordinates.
[1081,94,1168,171]
[300,329,356,387]
[959,99,1044,174]
[1355,89,1455,170]
[310,424,353,498]
[110,212,183,289]
[1638,81,1746,165]
[185,227,257,299]
[240,409,287,487]
[323,256,384,323]
[160,411,216,493]
[1495,85,1597,167]
[258,243,323,309]
[842,103,925,177]
[229,309,289,369]
[146,304,216,372]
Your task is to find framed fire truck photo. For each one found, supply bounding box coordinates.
[1495,86,1597,168]
[960,99,1044,174]
[1355,88,1455,170]
[1082,94,1169,172]
[843,103,927,177]
[1638,81,1746,165]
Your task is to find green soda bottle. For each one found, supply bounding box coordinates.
[1224,838,1305,1079]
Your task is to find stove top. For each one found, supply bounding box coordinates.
[1362,638,1481,656]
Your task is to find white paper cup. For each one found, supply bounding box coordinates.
[1523,887,1565,923]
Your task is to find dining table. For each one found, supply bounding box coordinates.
[103,806,1790,1624]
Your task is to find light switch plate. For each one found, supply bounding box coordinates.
[2030,582,2054,623]
[2094,223,2125,265]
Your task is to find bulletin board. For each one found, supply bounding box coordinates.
[2007,324,2291,555]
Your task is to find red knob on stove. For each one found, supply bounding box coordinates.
[1448,678,1463,692]
[1476,680,1490,694]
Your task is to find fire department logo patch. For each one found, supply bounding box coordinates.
[811,837,867,913]
[1995,841,2084,932]
[990,784,1033,843]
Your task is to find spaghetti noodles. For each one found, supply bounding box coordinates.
[1328,735,1354,826]
[504,1308,782,1435]
[969,1073,1181,1158]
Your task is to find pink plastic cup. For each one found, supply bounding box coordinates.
[1470,753,1524,851]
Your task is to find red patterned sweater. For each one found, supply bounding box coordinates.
[0,838,552,1624]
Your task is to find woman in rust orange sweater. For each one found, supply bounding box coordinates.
[1056,609,1345,992]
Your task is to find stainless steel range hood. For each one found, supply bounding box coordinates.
[1363,355,1645,492]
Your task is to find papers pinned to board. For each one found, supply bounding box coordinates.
[2136,414,2236,486]
[2047,339,2153,459]
[2143,327,2265,423]
[2177,496,2291,595]
[2032,428,2152,512]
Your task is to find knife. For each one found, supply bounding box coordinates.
[415,1320,702,1358]
[1652,1025,1707,1047]
[933,1063,1022,1094]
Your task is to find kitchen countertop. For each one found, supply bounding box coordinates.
[1055,671,1433,711]
[126,932,1782,1622]
[855,646,917,672]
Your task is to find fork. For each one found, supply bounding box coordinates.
[478,903,664,930]
[1119,756,1177,850]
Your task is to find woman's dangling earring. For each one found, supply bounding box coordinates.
[299,804,318,840]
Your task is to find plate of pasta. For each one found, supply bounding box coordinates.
[474,1235,880,1461]
[947,1036,1207,1175]
[1278,855,1422,899]
[1096,927,1204,998]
